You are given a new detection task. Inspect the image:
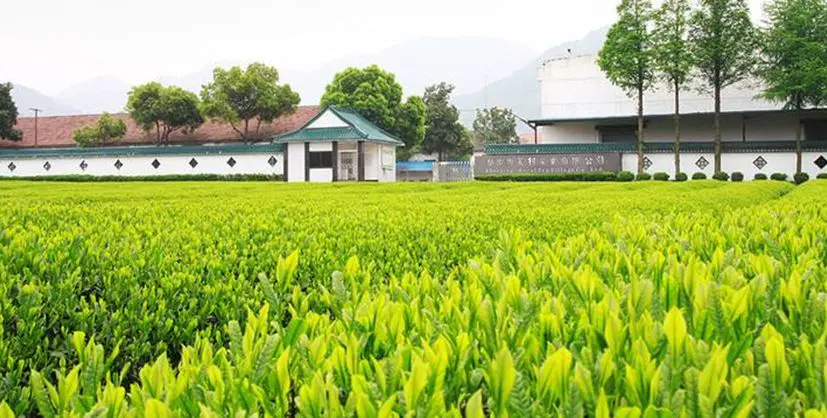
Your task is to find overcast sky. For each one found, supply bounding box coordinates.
[2,0,766,95]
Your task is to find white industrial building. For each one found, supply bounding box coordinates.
[515,54,827,178]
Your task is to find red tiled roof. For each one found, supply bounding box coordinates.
[0,106,320,148]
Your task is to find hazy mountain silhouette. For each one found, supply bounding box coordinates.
[9,84,79,117]
[10,31,609,122]
[55,75,131,114]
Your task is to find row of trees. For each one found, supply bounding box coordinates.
[64,63,301,147]
[3,64,518,159]
[319,65,519,160]
[599,0,827,175]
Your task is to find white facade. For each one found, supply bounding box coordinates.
[539,54,780,121]
[536,54,826,144]
[282,140,397,182]
[621,151,825,179]
[528,54,827,178]
[1,151,283,177]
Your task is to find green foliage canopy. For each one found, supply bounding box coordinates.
[0,83,23,141]
[72,112,128,147]
[126,82,204,144]
[472,107,518,145]
[321,65,426,160]
[652,0,694,175]
[422,83,472,160]
[759,0,827,110]
[690,0,758,171]
[598,0,656,98]
[201,63,300,142]
[598,0,655,174]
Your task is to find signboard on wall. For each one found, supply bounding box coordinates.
[474,153,621,175]
[382,147,395,170]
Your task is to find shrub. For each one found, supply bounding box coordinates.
[818,173,827,179]
[731,172,744,182]
[771,172,789,181]
[712,171,730,181]
[474,172,618,182]
[674,172,688,182]
[616,171,635,182]
[692,172,708,180]
[754,173,768,180]
[653,172,670,181]
[635,172,652,181]
[792,172,809,184]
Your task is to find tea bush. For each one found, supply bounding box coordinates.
[2,180,824,417]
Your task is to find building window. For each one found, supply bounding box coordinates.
[597,125,638,143]
[805,120,827,141]
[308,151,333,169]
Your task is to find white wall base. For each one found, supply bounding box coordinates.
[622,151,826,179]
[1,153,283,177]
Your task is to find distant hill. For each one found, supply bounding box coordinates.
[158,37,538,105]
[55,75,131,114]
[53,38,536,112]
[9,84,79,117]
[452,27,609,127]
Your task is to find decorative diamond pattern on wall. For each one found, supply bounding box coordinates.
[79,160,88,171]
[753,156,768,170]
[114,160,123,170]
[189,158,199,168]
[43,161,52,171]
[268,156,278,167]
[152,159,161,169]
[695,156,709,170]
[816,155,827,170]
[7,162,16,172]
[227,157,237,168]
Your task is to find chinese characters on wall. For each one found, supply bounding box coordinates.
[474,153,622,175]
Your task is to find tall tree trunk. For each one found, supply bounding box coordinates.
[637,87,645,175]
[155,121,161,145]
[244,119,250,144]
[674,79,681,177]
[713,84,722,173]
[795,107,802,174]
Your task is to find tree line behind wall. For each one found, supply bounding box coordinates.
[599,0,827,177]
[2,63,519,160]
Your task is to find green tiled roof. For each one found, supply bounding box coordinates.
[274,106,405,146]
[0,143,284,160]
[485,141,827,155]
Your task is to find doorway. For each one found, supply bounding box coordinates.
[339,151,357,181]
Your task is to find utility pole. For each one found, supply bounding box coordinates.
[29,108,43,146]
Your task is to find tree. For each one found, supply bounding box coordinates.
[690,0,758,172]
[598,0,656,175]
[472,107,518,145]
[0,83,23,141]
[72,112,127,147]
[201,63,300,143]
[759,0,827,174]
[126,82,204,145]
[321,65,427,160]
[652,0,694,176]
[422,83,472,160]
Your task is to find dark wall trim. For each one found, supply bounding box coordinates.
[332,142,339,182]
[304,142,310,182]
[357,141,365,181]
[283,144,289,182]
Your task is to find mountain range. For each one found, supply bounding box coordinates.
[9,29,608,126]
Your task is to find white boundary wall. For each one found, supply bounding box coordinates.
[622,151,826,179]
[1,153,283,177]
